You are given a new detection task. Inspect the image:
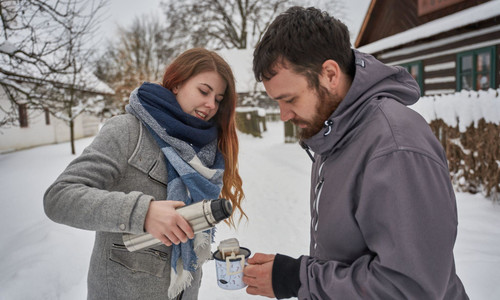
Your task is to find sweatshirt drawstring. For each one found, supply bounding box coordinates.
[299,141,315,163]
[299,119,333,162]
[323,119,333,136]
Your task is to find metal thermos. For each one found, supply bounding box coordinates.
[122,198,232,252]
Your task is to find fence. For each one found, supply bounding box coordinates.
[235,107,267,137]
[236,108,300,143]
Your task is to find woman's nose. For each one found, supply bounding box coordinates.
[205,97,216,109]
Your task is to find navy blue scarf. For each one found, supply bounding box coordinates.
[135,82,218,148]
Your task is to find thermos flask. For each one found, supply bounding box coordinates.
[122,198,232,252]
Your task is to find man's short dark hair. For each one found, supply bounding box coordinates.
[253,6,355,89]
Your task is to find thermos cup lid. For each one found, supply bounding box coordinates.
[211,198,232,222]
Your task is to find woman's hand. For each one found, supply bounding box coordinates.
[144,200,195,246]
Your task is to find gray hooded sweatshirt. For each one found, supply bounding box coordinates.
[272,51,468,300]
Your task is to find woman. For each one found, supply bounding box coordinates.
[44,48,245,300]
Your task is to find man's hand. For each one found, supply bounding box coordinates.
[144,200,195,246]
[243,253,276,298]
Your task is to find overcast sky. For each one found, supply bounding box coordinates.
[97,0,163,44]
[97,0,371,46]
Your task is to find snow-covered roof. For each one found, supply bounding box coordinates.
[0,67,114,95]
[217,48,265,94]
[71,71,115,95]
[357,0,500,54]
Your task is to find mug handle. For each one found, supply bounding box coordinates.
[226,254,246,275]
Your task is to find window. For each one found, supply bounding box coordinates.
[457,46,496,91]
[44,108,50,125]
[19,104,28,128]
[401,61,423,94]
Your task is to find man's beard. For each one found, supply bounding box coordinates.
[293,85,342,140]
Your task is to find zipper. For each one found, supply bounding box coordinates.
[313,178,324,232]
[311,161,326,249]
[315,177,325,193]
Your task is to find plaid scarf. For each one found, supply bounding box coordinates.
[126,82,224,298]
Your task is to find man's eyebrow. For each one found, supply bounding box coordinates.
[271,93,292,101]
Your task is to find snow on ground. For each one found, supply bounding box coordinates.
[0,121,499,299]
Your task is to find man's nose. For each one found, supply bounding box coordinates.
[279,104,294,122]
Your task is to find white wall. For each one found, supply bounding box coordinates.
[0,89,100,153]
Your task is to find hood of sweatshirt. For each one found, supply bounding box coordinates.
[302,50,421,156]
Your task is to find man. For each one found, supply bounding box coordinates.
[242,6,468,300]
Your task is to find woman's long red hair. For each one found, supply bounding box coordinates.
[162,48,246,225]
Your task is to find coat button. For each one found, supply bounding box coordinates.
[119,224,126,231]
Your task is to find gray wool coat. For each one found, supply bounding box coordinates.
[44,114,202,300]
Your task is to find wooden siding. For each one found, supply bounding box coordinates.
[416,0,491,23]
[418,0,465,16]
[373,18,499,95]
[356,0,492,48]
[422,54,457,95]
[380,20,500,64]
[380,18,500,63]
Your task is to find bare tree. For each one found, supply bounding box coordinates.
[50,1,111,154]
[161,0,289,50]
[0,0,108,153]
[95,15,175,112]
[160,0,346,51]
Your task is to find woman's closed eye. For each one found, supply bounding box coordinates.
[199,87,223,104]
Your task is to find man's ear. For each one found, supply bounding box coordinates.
[319,60,341,93]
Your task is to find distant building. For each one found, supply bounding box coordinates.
[0,75,113,153]
[355,0,500,96]
[218,48,278,111]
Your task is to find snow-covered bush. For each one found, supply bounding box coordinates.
[411,89,500,199]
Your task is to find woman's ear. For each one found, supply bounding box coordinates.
[319,60,341,92]
[172,86,179,94]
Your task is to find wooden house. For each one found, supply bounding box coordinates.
[355,0,500,96]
